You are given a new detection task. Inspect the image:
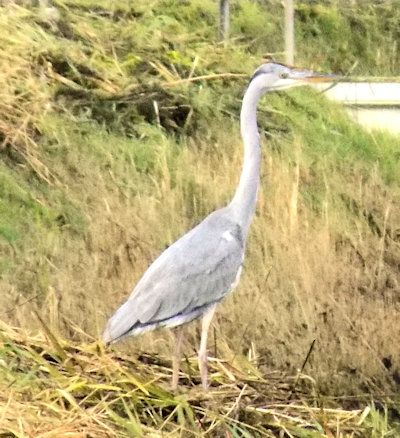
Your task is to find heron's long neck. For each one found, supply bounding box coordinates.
[229,81,263,235]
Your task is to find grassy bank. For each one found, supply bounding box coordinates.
[0,321,396,437]
[1,0,400,435]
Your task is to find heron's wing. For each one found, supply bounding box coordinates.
[103,208,244,342]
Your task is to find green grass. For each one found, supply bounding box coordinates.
[1,0,400,436]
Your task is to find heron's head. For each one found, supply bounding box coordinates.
[249,62,330,92]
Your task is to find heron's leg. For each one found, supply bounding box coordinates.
[172,326,184,390]
[198,305,217,391]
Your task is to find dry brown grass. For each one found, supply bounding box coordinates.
[0,320,382,437]
[0,3,55,182]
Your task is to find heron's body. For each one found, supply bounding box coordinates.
[103,62,325,390]
[102,206,245,341]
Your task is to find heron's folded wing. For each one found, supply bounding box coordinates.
[103,211,244,342]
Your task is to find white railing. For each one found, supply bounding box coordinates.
[313,81,400,133]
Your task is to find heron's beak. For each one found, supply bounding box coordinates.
[289,69,339,83]
[270,68,338,91]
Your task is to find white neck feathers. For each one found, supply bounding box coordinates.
[229,76,265,235]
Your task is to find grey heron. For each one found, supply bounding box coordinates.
[102,62,325,390]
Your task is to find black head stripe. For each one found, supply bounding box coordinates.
[249,68,265,83]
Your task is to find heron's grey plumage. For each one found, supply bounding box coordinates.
[102,62,327,389]
[102,207,245,343]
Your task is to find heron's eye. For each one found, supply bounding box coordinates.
[279,71,289,79]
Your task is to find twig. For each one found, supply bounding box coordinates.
[3,294,40,316]
[288,339,316,400]
[230,268,272,365]
[164,73,246,87]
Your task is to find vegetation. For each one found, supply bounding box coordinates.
[1,0,400,436]
[0,320,390,437]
